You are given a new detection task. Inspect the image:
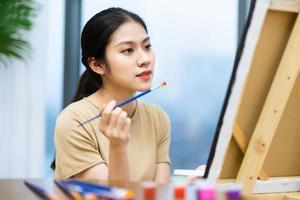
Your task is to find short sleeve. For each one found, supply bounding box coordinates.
[54,110,106,179]
[156,108,171,164]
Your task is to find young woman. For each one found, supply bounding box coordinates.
[53,7,171,183]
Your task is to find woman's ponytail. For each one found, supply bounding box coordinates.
[72,69,102,102]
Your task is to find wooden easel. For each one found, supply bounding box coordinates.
[204,1,300,199]
[236,0,300,191]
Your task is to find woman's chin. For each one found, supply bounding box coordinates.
[137,81,151,92]
[136,87,150,92]
[135,84,151,92]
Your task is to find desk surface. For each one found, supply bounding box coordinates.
[0,179,172,200]
[3,179,299,200]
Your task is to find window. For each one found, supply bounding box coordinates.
[45,0,65,177]
[81,0,237,171]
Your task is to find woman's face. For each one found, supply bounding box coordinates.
[103,20,155,92]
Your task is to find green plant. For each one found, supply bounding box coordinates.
[0,0,36,65]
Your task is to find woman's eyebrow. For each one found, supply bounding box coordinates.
[142,36,151,43]
[115,36,151,47]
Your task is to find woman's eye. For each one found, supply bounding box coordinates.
[145,44,152,50]
[121,48,133,55]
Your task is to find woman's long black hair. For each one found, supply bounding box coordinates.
[51,7,148,170]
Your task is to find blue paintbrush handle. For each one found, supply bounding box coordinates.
[24,181,55,200]
[78,89,151,127]
[59,180,132,199]
[54,180,75,198]
[117,89,151,107]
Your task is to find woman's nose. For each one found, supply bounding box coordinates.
[137,50,151,67]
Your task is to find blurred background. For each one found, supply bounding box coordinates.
[0,0,251,178]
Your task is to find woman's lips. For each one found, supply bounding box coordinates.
[136,70,152,80]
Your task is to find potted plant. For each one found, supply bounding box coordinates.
[0,0,37,65]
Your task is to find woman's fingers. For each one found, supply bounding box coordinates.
[107,107,122,135]
[122,118,131,135]
[98,100,131,145]
[116,111,127,128]
[99,100,116,132]
[115,111,129,139]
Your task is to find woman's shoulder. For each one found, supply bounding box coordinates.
[54,98,98,138]
[57,98,97,121]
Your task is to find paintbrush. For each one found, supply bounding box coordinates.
[24,181,59,200]
[77,82,167,127]
[54,180,82,200]
[58,179,135,199]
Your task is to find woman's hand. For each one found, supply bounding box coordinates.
[98,100,131,180]
[99,100,131,148]
[75,100,131,181]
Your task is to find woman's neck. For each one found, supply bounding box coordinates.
[88,85,137,118]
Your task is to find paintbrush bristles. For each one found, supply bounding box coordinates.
[151,82,167,91]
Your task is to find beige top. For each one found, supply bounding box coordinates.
[54,98,170,181]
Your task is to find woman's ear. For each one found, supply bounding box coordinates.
[87,57,106,75]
